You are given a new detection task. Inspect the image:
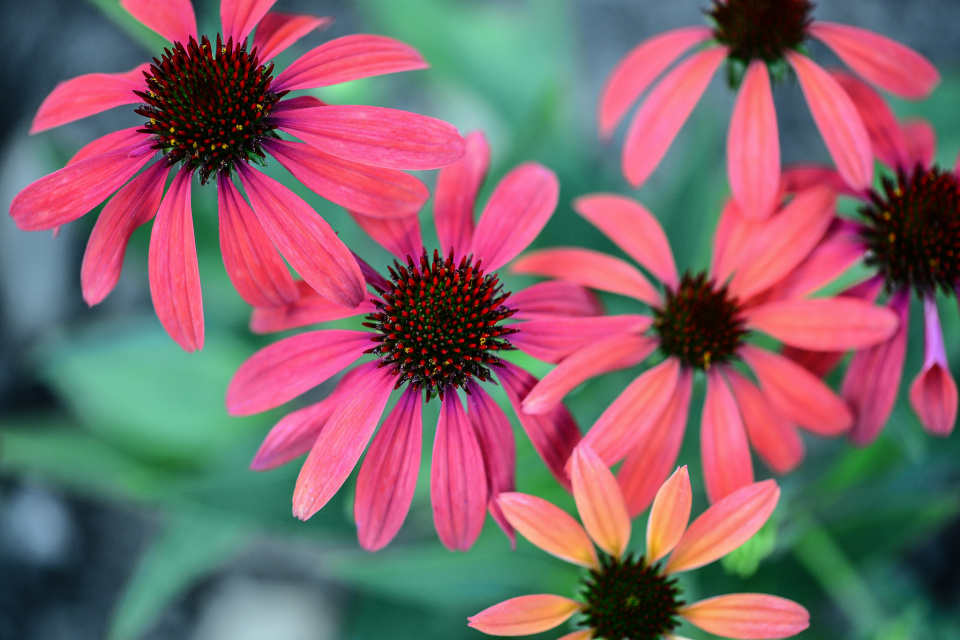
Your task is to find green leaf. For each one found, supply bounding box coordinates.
[720,519,777,578]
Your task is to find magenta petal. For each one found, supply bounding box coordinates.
[832,70,909,171]
[293,362,395,520]
[467,382,518,546]
[711,198,755,284]
[264,138,427,219]
[81,161,169,306]
[622,46,727,188]
[221,0,277,43]
[435,131,489,257]
[787,52,873,192]
[273,34,427,92]
[702,369,753,503]
[469,164,559,272]
[236,161,366,308]
[355,387,423,551]
[120,0,196,43]
[910,296,958,436]
[901,119,937,169]
[432,390,488,551]
[253,12,332,61]
[217,175,299,308]
[598,26,713,138]
[727,60,780,221]
[226,329,370,415]
[147,167,203,352]
[32,64,149,134]
[275,105,464,170]
[809,21,940,99]
[68,128,149,166]
[727,369,803,475]
[764,219,867,300]
[250,281,376,334]
[510,281,603,320]
[348,209,424,260]
[510,315,652,365]
[497,363,581,491]
[11,143,154,231]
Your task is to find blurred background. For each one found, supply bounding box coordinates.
[1,0,959,638]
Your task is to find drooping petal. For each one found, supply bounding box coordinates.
[745,297,899,350]
[147,167,203,352]
[910,296,958,436]
[273,105,464,170]
[468,595,581,636]
[10,143,155,231]
[573,193,678,288]
[221,0,277,44]
[510,315,652,365]
[808,21,940,99]
[831,70,909,171]
[217,175,299,308]
[786,52,873,192]
[582,358,680,465]
[617,370,692,517]
[120,0,196,43]
[31,64,150,134]
[680,594,809,639]
[467,382,517,545]
[598,26,714,138]
[264,138,428,219]
[701,369,753,504]
[498,493,598,568]
[68,127,149,165]
[469,164,559,272]
[726,369,804,475]
[512,248,662,307]
[348,209,424,260]
[432,390,488,551]
[436,131,489,257]
[497,363,581,490]
[273,34,427,92]
[646,466,692,565]
[236,161,366,308]
[901,118,937,169]
[252,12,332,61]
[292,363,396,521]
[250,281,376,333]
[665,479,780,574]
[742,345,852,436]
[622,46,727,188]
[520,331,656,414]
[81,161,169,306]
[570,444,631,559]
[225,330,370,415]
[355,387,423,551]
[727,60,780,220]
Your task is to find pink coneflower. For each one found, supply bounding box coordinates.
[10,0,465,351]
[511,189,898,512]
[598,0,939,220]
[782,72,959,442]
[227,132,590,551]
[468,445,809,640]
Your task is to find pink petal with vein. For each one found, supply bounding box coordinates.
[81,161,169,306]
[348,209,424,259]
[512,248,662,307]
[681,594,809,639]
[573,193,678,287]
[253,12,331,61]
[727,369,804,475]
[665,479,780,573]
[598,26,713,138]
[274,34,427,92]
[432,390,487,551]
[728,60,780,220]
[511,315,651,365]
[711,198,755,283]
[510,281,603,319]
[120,0,196,43]
[570,444,631,559]
[468,595,581,636]
[787,52,873,192]
[32,64,149,134]
[237,161,365,308]
[746,297,899,350]
[809,21,940,99]
[646,466,692,565]
[764,219,867,300]
[218,175,298,308]
[250,281,375,334]
[147,168,203,352]
[469,164,559,272]
[702,369,753,503]
[355,387,422,551]
[622,46,727,188]
[902,118,937,169]
[498,492,597,568]
[68,127,149,165]
[467,383,517,545]
[226,330,370,415]
[293,362,395,520]
[497,363,581,490]
[832,70,909,170]
[742,345,852,436]
[436,131,489,257]
[910,296,957,436]
[221,0,276,43]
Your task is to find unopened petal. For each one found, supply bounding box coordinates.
[910,296,958,436]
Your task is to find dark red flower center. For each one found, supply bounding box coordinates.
[653,271,747,370]
[860,166,960,296]
[364,250,518,399]
[580,554,683,640]
[708,0,814,64]
[135,34,285,184]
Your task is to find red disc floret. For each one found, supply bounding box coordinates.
[708,0,814,64]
